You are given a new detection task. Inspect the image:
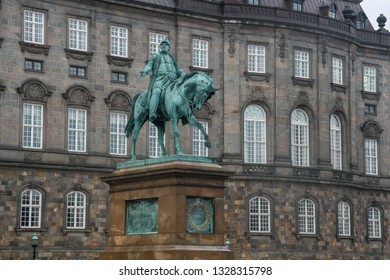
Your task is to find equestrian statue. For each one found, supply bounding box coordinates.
[125,39,218,160]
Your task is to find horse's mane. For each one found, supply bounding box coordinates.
[174,71,200,88]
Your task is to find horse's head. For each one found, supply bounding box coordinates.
[185,72,219,110]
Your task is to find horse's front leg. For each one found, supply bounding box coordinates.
[156,121,168,156]
[171,118,183,155]
[189,115,211,148]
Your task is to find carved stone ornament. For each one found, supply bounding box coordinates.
[104,91,131,110]
[361,90,381,101]
[331,83,348,93]
[292,77,315,88]
[186,197,214,233]
[106,55,133,67]
[24,152,43,162]
[293,168,320,178]
[64,48,94,61]
[294,91,310,107]
[249,86,265,101]
[63,86,95,106]
[227,29,237,58]
[19,41,51,55]
[320,40,327,67]
[333,96,344,111]
[361,121,383,138]
[278,33,288,61]
[17,80,52,102]
[126,198,158,235]
[243,165,276,175]
[350,51,356,75]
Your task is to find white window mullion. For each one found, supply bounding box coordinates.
[68,108,87,152]
[24,10,44,44]
[149,32,167,56]
[111,26,128,57]
[23,104,43,149]
[110,113,127,155]
[192,121,208,157]
[149,123,163,158]
[193,38,208,69]
[69,18,88,51]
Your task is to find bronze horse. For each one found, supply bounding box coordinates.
[125,71,218,160]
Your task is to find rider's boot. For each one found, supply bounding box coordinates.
[149,89,160,122]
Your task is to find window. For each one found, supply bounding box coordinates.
[332,57,343,85]
[149,32,168,56]
[193,38,208,69]
[244,105,266,163]
[338,201,351,236]
[297,198,316,234]
[23,103,43,149]
[25,59,43,71]
[365,139,378,175]
[367,207,381,238]
[68,108,87,152]
[193,121,208,157]
[24,10,44,44]
[363,66,376,92]
[294,50,309,78]
[247,0,260,5]
[249,196,271,233]
[330,114,342,170]
[110,25,128,57]
[328,4,337,19]
[66,191,86,229]
[356,13,366,29]
[291,109,309,166]
[68,18,88,51]
[110,113,127,155]
[292,0,304,11]
[69,66,86,77]
[20,189,42,228]
[248,44,266,73]
[364,104,376,114]
[111,71,127,83]
[149,123,163,158]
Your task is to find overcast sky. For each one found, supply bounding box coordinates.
[360,0,390,27]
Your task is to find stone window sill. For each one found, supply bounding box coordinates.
[244,71,271,82]
[292,76,315,87]
[19,41,51,55]
[64,48,94,61]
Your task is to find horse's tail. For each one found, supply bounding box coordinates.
[125,93,141,138]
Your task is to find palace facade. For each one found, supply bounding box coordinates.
[1,0,390,259]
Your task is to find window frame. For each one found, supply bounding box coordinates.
[68,17,89,52]
[67,108,87,153]
[111,71,127,83]
[149,123,164,158]
[291,108,309,167]
[247,44,266,74]
[292,0,304,11]
[66,190,87,229]
[25,59,43,72]
[20,189,43,229]
[192,37,209,69]
[192,121,209,157]
[69,65,87,78]
[149,31,168,56]
[294,49,310,79]
[247,0,260,5]
[364,104,377,114]
[365,138,378,175]
[110,24,129,58]
[337,200,352,237]
[109,112,128,156]
[248,195,274,234]
[296,197,317,235]
[22,103,44,149]
[363,65,377,93]
[244,105,267,164]
[23,8,45,45]
[330,114,342,170]
[367,206,383,239]
[332,57,343,85]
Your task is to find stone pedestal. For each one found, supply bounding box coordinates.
[99,156,233,260]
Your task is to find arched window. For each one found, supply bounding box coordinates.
[291,109,309,166]
[244,105,266,163]
[330,114,342,170]
[337,201,351,236]
[66,191,86,229]
[297,198,316,234]
[249,196,271,233]
[20,189,42,228]
[367,206,382,238]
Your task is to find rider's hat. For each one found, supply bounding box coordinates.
[160,39,170,46]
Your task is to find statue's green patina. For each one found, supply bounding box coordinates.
[125,41,218,160]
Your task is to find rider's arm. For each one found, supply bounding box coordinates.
[140,54,156,77]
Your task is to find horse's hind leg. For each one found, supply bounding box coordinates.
[131,121,142,160]
[156,121,168,156]
[171,118,184,155]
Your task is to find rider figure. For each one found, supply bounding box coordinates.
[140,39,184,122]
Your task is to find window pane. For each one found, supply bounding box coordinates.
[244,105,266,163]
[110,113,127,155]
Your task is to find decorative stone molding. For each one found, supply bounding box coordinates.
[361,90,381,101]
[243,165,276,175]
[226,28,237,58]
[293,168,320,178]
[361,120,383,138]
[331,83,348,93]
[249,86,265,101]
[64,48,94,61]
[17,80,52,102]
[320,39,327,67]
[24,152,43,162]
[244,72,271,82]
[333,171,353,181]
[104,90,131,110]
[278,33,288,61]
[294,91,310,107]
[19,41,51,55]
[333,96,344,112]
[63,85,95,107]
[106,55,133,67]
[292,77,315,88]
